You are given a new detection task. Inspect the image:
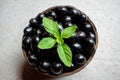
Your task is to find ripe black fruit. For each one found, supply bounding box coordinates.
[64,64,75,72]
[47,11,57,20]
[28,55,38,66]
[50,62,63,75]
[22,36,31,48]
[74,53,86,65]
[72,42,82,53]
[77,31,86,40]
[34,29,41,35]
[29,18,38,27]
[31,35,40,51]
[38,61,50,73]
[84,38,95,51]
[85,23,91,32]
[64,16,72,22]
[36,13,45,23]
[88,32,95,39]
[24,26,34,35]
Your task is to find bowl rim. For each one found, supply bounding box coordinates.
[22,5,98,77]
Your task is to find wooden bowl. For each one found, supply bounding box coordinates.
[22,5,98,77]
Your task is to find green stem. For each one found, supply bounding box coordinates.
[56,37,64,45]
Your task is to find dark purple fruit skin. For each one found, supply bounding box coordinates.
[72,42,82,53]
[29,18,39,27]
[64,64,75,72]
[31,35,40,52]
[46,11,57,20]
[88,32,95,39]
[77,31,86,40]
[83,38,95,51]
[64,16,72,22]
[24,26,34,35]
[36,13,45,23]
[38,61,50,73]
[50,62,63,75]
[34,29,41,35]
[28,55,38,67]
[74,53,86,66]
[22,36,31,49]
[84,23,91,32]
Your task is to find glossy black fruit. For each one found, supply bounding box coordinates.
[47,11,57,20]
[36,13,45,23]
[24,26,34,35]
[59,7,68,15]
[50,62,63,75]
[72,42,82,53]
[84,38,95,51]
[38,61,50,73]
[64,64,75,72]
[64,22,73,28]
[25,49,33,56]
[71,9,81,16]
[22,36,31,48]
[34,29,41,35]
[31,35,40,51]
[77,31,86,40]
[29,18,38,27]
[64,16,72,22]
[88,32,95,39]
[28,55,38,66]
[81,14,87,23]
[84,23,91,32]
[74,53,86,65]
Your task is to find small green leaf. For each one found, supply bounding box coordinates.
[61,25,76,38]
[57,44,72,67]
[37,37,56,49]
[42,17,59,38]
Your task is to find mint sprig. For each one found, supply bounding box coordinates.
[42,17,59,38]
[61,25,76,38]
[37,17,76,67]
[57,44,72,67]
[38,37,56,49]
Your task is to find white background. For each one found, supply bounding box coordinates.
[0,0,120,80]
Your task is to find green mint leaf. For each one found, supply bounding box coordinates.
[37,37,56,49]
[42,17,59,38]
[61,25,76,38]
[57,43,72,67]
